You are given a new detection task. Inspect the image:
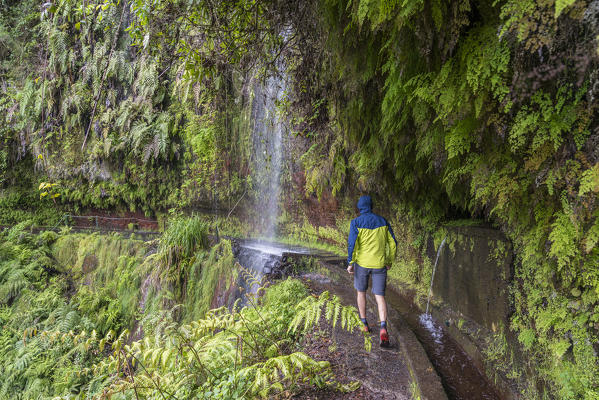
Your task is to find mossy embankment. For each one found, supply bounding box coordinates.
[0,218,235,397]
[0,218,373,399]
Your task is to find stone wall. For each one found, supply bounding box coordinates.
[430,225,513,333]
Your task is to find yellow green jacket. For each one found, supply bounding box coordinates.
[347,196,397,268]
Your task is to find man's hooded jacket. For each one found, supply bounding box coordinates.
[347,196,397,268]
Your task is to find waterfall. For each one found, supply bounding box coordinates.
[426,236,447,315]
[237,72,288,305]
[250,74,286,238]
[418,237,448,344]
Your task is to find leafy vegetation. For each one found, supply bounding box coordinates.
[293,1,599,398]
[0,221,366,399]
[2,0,599,398]
[0,224,150,398]
[93,280,364,399]
[0,0,252,218]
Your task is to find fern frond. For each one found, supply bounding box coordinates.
[289,290,370,351]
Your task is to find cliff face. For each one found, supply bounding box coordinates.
[2,1,599,398]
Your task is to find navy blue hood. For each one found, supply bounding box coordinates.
[357,195,373,214]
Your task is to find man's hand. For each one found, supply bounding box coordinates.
[385,265,391,270]
[347,264,354,274]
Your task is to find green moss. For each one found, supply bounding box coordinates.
[488,239,509,269]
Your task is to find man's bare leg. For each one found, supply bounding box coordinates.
[357,291,367,319]
[374,294,387,323]
[375,294,390,346]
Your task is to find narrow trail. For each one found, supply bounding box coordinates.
[0,212,161,240]
[302,271,419,400]
[307,260,448,400]
[234,239,503,400]
[302,254,501,400]
[234,239,446,400]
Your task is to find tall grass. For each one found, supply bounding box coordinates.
[159,216,209,269]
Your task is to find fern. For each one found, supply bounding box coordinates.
[158,216,209,270]
[87,277,362,399]
[579,164,599,197]
[289,290,372,352]
[555,0,578,17]
[238,352,339,397]
[548,210,580,277]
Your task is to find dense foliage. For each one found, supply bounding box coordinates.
[2,0,599,398]
[281,1,599,398]
[93,280,364,399]
[0,223,151,397]
[0,0,252,216]
[0,222,366,399]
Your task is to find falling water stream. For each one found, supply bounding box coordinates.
[235,72,289,294]
[412,235,500,399]
[420,236,447,342]
[419,236,447,359]
[250,74,285,239]
[425,236,447,314]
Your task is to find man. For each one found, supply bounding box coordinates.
[347,195,397,347]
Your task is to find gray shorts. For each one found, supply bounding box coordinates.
[354,264,387,295]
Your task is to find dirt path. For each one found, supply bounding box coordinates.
[295,271,413,400]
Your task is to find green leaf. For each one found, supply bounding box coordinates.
[579,164,599,197]
[550,339,570,359]
[518,328,536,350]
[555,0,577,18]
[584,216,599,254]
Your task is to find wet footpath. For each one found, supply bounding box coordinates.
[298,260,448,400]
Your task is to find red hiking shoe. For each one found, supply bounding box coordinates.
[380,328,390,348]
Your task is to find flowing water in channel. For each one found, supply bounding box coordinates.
[413,235,500,399]
[388,289,501,400]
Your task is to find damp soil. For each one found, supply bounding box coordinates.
[294,276,412,400]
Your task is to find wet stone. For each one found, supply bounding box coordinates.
[428,226,513,333]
